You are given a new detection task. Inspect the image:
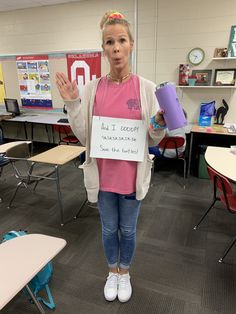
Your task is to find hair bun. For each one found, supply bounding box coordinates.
[108,12,124,20]
[100,10,125,29]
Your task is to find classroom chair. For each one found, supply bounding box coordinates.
[5,142,55,208]
[53,125,80,145]
[193,165,236,263]
[154,136,186,188]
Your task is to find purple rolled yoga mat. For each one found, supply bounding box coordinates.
[155,83,187,130]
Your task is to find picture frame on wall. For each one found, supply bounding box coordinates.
[192,69,212,86]
[178,64,190,85]
[228,25,236,57]
[213,48,228,58]
[213,68,236,86]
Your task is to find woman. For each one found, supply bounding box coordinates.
[56,10,166,303]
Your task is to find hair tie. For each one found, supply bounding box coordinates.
[108,12,124,20]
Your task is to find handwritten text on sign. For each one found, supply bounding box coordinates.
[90,116,146,161]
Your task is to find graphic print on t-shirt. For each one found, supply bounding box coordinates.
[127,98,140,111]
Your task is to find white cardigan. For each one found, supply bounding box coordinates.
[65,76,165,202]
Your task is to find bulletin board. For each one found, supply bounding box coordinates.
[16,55,53,108]
[0,50,107,110]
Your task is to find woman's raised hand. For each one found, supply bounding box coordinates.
[56,72,79,101]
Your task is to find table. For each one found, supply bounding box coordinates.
[24,114,69,143]
[28,145,86,225]
[1,113,69,143]
[0,233,66,314]
[187,124,236,177]
[205,146,236,181]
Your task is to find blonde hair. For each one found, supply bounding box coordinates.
[100,10,134,43]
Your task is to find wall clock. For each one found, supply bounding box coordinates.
[188,48,205,65]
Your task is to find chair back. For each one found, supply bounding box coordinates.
[159,136,185,149]
[207,166,234,211]
[5,142,30,159]
[158,136,185,158]
[53,125,79,144]
[53,125,71,137]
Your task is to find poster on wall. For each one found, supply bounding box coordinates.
[0,63,6,103]
[67,52,101,97]
[16,55,52,108]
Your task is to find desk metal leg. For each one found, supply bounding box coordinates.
[74,193,88,219]
[187,132,193,177]
[23,122,28,139]
[45,124,51,143]
[51,125,55,144]
[31,123,34,141]
[54,165,88,226]
[55,166,64,226]
[25,284,45,314]
[29,123,34,155]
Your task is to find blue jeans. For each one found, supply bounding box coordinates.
[98,191,141,270]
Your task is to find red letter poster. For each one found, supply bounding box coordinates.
[67,52,101,97]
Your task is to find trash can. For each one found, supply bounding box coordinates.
[198,145,209,179]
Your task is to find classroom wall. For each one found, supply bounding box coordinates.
[156,0,236,123]
[0,0,157,109]
[1,0,236,124]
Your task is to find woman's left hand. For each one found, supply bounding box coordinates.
[154,110,166,127]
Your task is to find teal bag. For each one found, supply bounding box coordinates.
[2,230,55,310]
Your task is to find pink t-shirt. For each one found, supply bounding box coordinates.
[93,75,141,194]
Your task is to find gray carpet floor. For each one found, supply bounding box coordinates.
[1,156,236,314]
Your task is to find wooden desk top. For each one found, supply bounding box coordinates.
[191,124,236,136]
[0,141,32,153]
[28,145,86,165]
[0,234,66,310]
[205,146,236,182]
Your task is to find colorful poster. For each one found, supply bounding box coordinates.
[16,55,52,108]
[0,63,6,103]
[67,52,101,97]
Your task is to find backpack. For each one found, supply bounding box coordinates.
[2,230,56,310]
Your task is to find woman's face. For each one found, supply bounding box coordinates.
[102,24,133,73]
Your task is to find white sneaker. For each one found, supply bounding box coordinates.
[118,273,132,303]
[104,272,119,301]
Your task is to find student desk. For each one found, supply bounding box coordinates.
[0,233,66,314]
[205,146,236,182]
[28,145,86,225]
[187,124,236,177]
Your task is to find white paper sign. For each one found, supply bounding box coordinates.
[90,116,146,161]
